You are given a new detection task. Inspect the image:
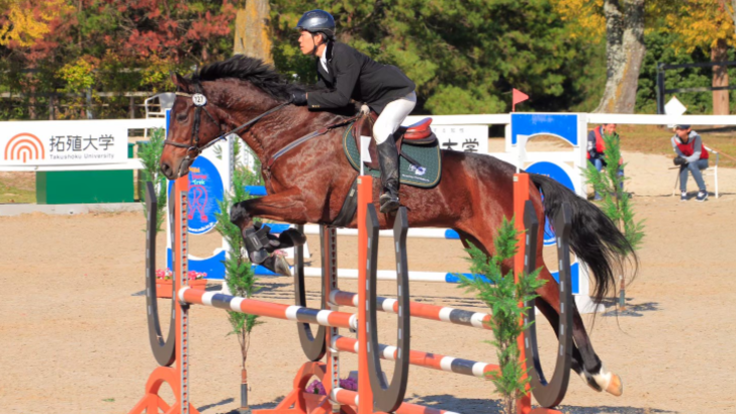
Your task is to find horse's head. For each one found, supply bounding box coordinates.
[161,57,300,180]
[160,72,231,180]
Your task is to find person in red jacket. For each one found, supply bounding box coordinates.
[587,123,624,200]
[672,124,709,202]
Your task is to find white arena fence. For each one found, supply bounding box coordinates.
[2,112,733,313]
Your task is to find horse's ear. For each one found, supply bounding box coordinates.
[170,72,191,92]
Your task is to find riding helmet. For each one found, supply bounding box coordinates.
[295,9,335,39]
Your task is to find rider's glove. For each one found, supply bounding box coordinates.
[290,91,308,106]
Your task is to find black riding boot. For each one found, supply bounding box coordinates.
[377,139,401,213]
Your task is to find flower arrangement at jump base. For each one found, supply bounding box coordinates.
[305,377,358,395]
[155,268,208,298]
[303,377,358,413]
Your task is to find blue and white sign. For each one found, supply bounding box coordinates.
[167,156,224,235]
[509,113,590,297]
[510,113,580,146]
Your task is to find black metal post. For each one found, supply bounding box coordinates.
[656,63,665,115]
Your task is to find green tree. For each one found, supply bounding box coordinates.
[662,0,736,115]
[138,128,167,234]
[215,140,263,414]
[636,31,721,114]
[583,133,645,250]
[457,218,545,414]
[270,0,599,114]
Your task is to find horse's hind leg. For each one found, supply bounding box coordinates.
[457,227,624,397]
[534,297,586,374]
[535,266,623,396]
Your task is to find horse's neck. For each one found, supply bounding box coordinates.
[245,107,344,162]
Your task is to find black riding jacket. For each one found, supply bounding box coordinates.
[306,41,415,114]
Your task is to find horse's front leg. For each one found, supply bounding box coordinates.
[230,188,309,275]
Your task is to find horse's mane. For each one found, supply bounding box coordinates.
[197,55,356,117]
[197,55,302,102]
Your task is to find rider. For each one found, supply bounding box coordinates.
[290,9,416,213]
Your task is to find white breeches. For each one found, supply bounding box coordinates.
[372,92,417,144]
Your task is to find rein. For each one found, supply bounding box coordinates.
[265,114,360,170]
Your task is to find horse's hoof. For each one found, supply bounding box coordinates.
[605,373,623,396]
[274,255,292,277]
[260,254,292,277]
[582,365,623,396]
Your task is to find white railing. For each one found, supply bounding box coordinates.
[2,113,734,173]
[588,113,736,125]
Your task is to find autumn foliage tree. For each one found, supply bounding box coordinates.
[663,0,736,115]
[0,0,236,120]
[2,0,735,119]
[552,0,648,114]
[0,0,69,47]
[553,0,736,115]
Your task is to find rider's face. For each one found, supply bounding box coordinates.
[298,30,316,54]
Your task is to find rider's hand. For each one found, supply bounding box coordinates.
[673,156,687,166]
[290,91,308,106]
[360,104,370,116]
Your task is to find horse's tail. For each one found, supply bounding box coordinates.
[529,173,637,303]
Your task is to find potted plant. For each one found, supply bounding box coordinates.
[155,268,208,298]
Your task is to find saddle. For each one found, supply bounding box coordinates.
[351,111,437,170]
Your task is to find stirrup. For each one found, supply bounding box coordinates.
[379,192,400,213]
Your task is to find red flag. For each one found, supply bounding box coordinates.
[512,88,529,112]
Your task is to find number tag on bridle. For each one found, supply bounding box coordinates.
[192,93,207,107]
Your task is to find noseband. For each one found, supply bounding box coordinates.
[164,81,289,176]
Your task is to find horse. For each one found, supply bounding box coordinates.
[160,55,635,397]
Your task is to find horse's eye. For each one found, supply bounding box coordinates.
[176,112,188,122]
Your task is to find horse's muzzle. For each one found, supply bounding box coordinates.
[160,162,177,180]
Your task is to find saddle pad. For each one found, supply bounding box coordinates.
[342,124,442,188]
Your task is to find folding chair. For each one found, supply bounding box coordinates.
[672,146,719,199]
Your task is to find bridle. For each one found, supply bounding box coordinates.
[164,81,289,176]
[165,78,361,184]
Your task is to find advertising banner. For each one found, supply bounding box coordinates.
[0,120,129,167]
[430,124,488,154]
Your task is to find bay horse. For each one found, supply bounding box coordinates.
[160,56,634,397]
